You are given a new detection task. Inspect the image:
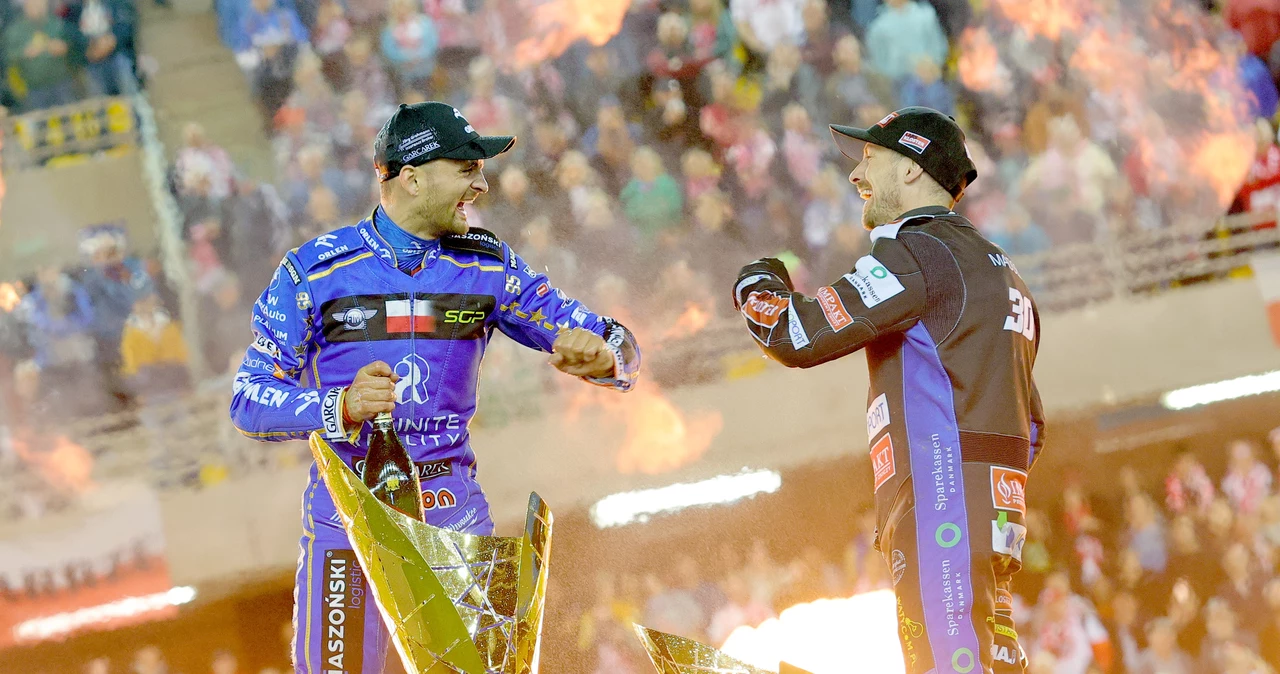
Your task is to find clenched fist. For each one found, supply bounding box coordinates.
[549,328,615,378]
[342,361,401,425]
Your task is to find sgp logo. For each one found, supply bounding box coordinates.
[393,354,430,404]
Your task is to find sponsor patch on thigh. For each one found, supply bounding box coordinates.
[322,549,367,671]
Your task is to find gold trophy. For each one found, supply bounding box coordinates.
[310,433,552,674]
[633,625,814,674]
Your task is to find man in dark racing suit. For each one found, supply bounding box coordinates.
[733,107,1045,674]
[229,102,641,673]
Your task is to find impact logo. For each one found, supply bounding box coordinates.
[393,354,431,404]
[815,287,853,331]
[323,550,366,672]
[870,434,895,493]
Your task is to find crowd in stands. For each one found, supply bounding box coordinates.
[568,430,1280,674]
[178,0,1280,339]
[0,0,140,112]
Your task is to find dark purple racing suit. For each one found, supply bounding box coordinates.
[734,206,1045,674]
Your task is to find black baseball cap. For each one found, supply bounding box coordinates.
[374,101,516,181]
[830,106,978,198]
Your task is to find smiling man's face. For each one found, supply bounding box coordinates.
[849,142,905,230]
[406,157,489,237]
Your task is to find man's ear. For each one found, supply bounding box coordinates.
[901,159,926,184]
[399,166,419,197]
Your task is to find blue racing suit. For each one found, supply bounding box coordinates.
[228,210,640,674]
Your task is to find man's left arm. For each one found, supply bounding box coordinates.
[733,234,928,368]
[496,244,640,391]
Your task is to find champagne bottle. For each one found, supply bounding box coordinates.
[363,412,425,521]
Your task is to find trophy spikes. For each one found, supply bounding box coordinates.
[310,433,553,674]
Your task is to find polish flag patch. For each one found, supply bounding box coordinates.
[385,299,435,333]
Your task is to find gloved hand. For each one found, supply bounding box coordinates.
[733,257,794,309]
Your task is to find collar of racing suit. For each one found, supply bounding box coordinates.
[372,206,441,275]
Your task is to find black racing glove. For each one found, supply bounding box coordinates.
[733,257,794,310]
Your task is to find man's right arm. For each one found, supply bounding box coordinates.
[228,253,353,443]
[732,233,928,369]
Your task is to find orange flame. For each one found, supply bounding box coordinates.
[614,386,722,474]
[15,435,96,495]
[509,0,630,69]
[659,303,712,342]
[721,590,903,674]
[989,0,1085,41]
[955,27,1010,95]
[1194,132,1256,206]
[0,282,19,312]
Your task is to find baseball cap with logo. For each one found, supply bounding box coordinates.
[374,101,516,181]
[830,106,978,198]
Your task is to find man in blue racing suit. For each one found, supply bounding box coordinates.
[228,102,641,674]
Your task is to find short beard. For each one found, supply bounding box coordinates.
[861,181,902,230]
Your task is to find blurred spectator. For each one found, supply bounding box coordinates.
[985,205,1052,258]
[487,165,544,235]
[646,12,707,88]
[1165,451,1216,516]
[1200,598,1259,673]
[863,0,948,83]
[284,143,349,216]
[462,55,520,142]
[519,215,577,282]
[380,0,438,93]
[688,0,736,65]
[680,148,722,202]
[779,105,821,183]
[310,0,352,89]
[569,47,627,132]
[199,271,248,373]
[242,0,307,123]
[1261,579,1280,670]
[79,227,153,376]
[619,147,683,243]
[801,163,858,255]
[343,35,395,111]
[175,123,236,201]
[71,0,137,97]
[897,57,954,116]
[1238,42,1280,119]
[1134,617,1193,674]
[1166,515,1216,600]
[646,79,699,164]
[211,649,239,674]
[1226,0,1280,59]
[119,291,190,405]
[4,0,75,111]
[799,0,840,76]
[132,645,169,674]
[1222,440,1273,515]
[1018,115,1118,246]
[824,34,888,125]
[281,52,339,137]
[642,572,703,639]
[1217,542,1270,628]
[584,97,642,195]
[729,0,804,67]
[759,41,821,136]
[1030,580,1113,674]
[706,571,773,645]
[1229,118,1280,230]
[1125,494,1167,574]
